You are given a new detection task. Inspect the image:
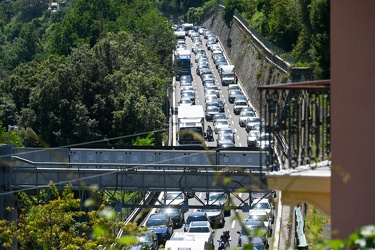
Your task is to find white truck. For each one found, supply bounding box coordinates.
[219,65,235,86]
[164,232,213,250]
[178,105,205,145]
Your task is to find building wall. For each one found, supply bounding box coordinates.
[331,0,375,239]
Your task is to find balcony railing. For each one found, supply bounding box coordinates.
[258,80,331,170]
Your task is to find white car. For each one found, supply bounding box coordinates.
[250,198,275,223]
[247,210,273,236]
[164,192,185,205]
[214,119,230,134]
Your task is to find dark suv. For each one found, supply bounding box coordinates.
[145,213,174,244]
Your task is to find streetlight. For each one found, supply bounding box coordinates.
[7,125,18,144]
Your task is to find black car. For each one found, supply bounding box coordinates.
[159,207,184,228]
[145,214,174,244]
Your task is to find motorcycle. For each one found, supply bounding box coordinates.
[217,239,231,250]
[206,128,214,141]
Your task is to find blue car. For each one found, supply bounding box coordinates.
[145,214,174,244]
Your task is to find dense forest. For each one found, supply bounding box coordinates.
[0,0,329,147]
[0,0,177,147]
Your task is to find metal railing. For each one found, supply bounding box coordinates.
[258,80,331,170]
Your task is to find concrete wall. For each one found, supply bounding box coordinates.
[331,0,375,239]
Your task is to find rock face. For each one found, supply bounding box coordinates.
[202,11,288,112]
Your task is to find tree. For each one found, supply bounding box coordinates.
[0,183,139,249]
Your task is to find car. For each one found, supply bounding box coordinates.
[205,94,218,104]
[214,119,230,133]
[178,98,193,106]
[216,99,224,112]
[239,111,256,126]
[131,230,159,250]
[199,68,213,79]
[255,133,273,150]
[239,219,269,246]
[233,100,249,115]
[200,71,214,83]
[234,94,247,102]
[145,213,174,244]
[207,192,231,216]
[201,207,225,228]
[164,192,185,205]
[228,89,242,103]
[184,211,209,232]
[245,117,262,133]
[205,85,220,98]
[210,44,222,52]
[217,133,235,147]
[228,83,241,91]
[216,60,229,70]
[179,75,192,82]
[250,198,275,223]
[205,105,220,121]
[217,127,235,139]
[236,234,266,250]
[219,141,236,148]
[180,90,196,104]
[186,220,213,233]
[180,85,195,94]
[247,130,260,147]
[247,210,273,236]
[159,207,185,228]
[196,62,209,76]
[241,106,254,113]
[214,56,227,66]
[213,113,227,124]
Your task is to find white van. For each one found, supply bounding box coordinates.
[219,65,235,86]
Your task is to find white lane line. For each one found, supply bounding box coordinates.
[231,219,236,229]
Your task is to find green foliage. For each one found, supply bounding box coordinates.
[222,0,244,27]
[0,184,146,249]
[0,0,174,147]
[186,0,218,24]
[240,0,330,79]
[132,132,156,146]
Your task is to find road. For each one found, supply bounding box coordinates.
[139,28,277,249]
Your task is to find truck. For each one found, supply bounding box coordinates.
[178,105,205,145]
[174,49,192,80]
[219,65,235,86]
[164,232,213,250]
[182,23,194,35]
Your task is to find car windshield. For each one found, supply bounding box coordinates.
[137,235,152,244]
[248,117,261,123]
[236,101,247,106]
[252,203,270,210]
[146,219,167,227]
[216,120,228,126]
[186,216,205,224]
[209,193,226,201]
[160,207,179,214]
[248,214,268,221]
[166,193,184,200]
[218,134,233,141]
